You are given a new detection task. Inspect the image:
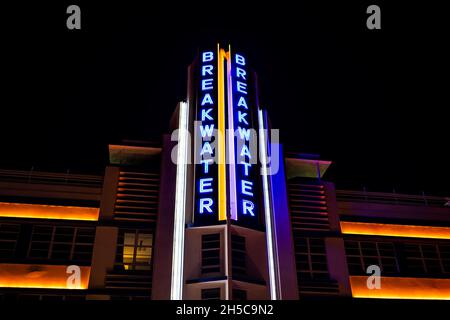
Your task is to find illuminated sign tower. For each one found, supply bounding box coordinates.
[163,44,297,300]
[193,46,261,226]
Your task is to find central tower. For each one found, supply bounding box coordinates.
[153,44,297,300]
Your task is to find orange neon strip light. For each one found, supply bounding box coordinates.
[350,276,450,300]
[0,202,99,221]
[0,264,90,289]
[340,221,450,240]
[217,45,227,221]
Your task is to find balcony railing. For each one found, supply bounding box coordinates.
[336,189,450,208]
[0,169,103,188]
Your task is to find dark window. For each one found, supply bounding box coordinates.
[17,294,85,302]
[64,295,86,301]
[110,295,150,301]
[344,240,399,275]
[404,243,450,275]
[0,223,20,259]
[232,234,246,276]
[17,295,42,302]
[201,288,221,300]
[115,229,153,271]
[27,225,95,264]
[295,237,329,280]
[40,295,65,302]
[202,233,220,274]
[233,289,247,300]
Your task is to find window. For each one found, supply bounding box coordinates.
[201,233,220,274]
[233,289,247,300]
[27,225,95,264]
[116,230,153,271]
[344,240,399,275]
[295,237,329,280]
[404,243,450,275]
[17,294,85,302]
[232,234,246,276]
[201,288,221,300]
[0,223,20,259]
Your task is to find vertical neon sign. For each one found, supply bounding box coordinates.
[229,51,259,226]
[193,45,260,227]
[194,50,221,225]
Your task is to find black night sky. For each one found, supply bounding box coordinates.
[2,1,449,195]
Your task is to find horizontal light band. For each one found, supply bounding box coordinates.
[350,276,450,300]
[340,221,450,240]
[0,264,90,289]
[0,202,99,221]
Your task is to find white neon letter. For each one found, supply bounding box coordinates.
[202,65,213,76]
[203,51,214,62]
[200,198,213,213]
[241,180,254,196]
[235,54,245,66]
[242,200,255,216]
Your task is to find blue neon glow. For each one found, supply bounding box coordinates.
[242,200,255,216]
[240,161,251,176]
[238,111,248,125]
[237,96,248,108]
[199,178,213,193]
[200,142,213,156]
[195,50,219,223]
[241,180,254,196]
[202,65,213,76]
[203,51,214,62]
[235,54,245,66]
[237,127,251,141]
[201,159,213,174]
[236,81,247,94]
[240,145,252,159]
[199,198,213,213]
[236,67,247,80]
[199,124,214,138]
[201,108,213,121]
[202,79,213,91]
[201,94,213,106]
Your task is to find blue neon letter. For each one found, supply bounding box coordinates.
[199,178,213,193]
[241,180,254,196]
[202,65,213,76]
[201,94,213,106]
[202,79,213,91]
[236,67,247,80]
[242,200,255,216]
[237,96,248,109]
[203,52,214,62]
[199,198,213,213]
[236,81,247,94]
[235,54,246,66]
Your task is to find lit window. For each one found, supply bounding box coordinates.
[116,230,153,271]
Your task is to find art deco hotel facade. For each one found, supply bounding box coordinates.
[0,45,449,301]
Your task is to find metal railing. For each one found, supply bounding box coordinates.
[0,168,104,188]
[336,189,450,208]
